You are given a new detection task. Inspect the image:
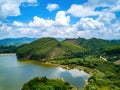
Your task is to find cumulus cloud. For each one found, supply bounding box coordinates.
[74,18,105,31]
[0,13,120,40]
[0,0,37,20]
[0,0,120,40]
[111,22,120,33]
[29,16,54,28]
[64,0,120,39]
[13,21,25,27]
[67,4,100,17]
[84,0,118,9]
[110,0,120,12]
[67,0,120,18]
[55,11,70,26]
[97,12,116,24]
[46,3,59,12]
[0,11,72,39]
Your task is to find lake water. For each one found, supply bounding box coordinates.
[0,55,89,90]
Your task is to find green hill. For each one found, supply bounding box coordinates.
[17,37,86,60]
[64,38,114,51]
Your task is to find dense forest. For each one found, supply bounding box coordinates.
[0,45,17,53]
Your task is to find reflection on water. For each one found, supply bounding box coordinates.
[0,55,89,90]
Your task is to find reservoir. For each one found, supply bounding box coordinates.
[0,55,89,90]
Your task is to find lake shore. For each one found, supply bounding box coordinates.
[0,53,16,56]
[0,54,92,76]
[0,55,88,90]
[18,58,91,89]
[18,57,93,74]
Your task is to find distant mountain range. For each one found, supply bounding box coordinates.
[0,37,65,46]
[0,37,38,46]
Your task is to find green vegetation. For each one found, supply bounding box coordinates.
[64,37,120,62]
[17,37,87,60]
[16,37,120,90]
[48,56,120,90]
[0,45,17,53]
[22,77,76,90]
[64,38,120,51]
[84,62,120,90]
[103,46,120,61]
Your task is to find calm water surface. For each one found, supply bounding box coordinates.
[0,55,89,90]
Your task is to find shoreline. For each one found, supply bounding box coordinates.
[1,55,91,89]
[0,53,16,56]
[0,54,92,75]
[18,58,91,88]
[18,58,93,74]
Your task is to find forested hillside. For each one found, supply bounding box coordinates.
[64,38,120,51]
[17,37,87,60]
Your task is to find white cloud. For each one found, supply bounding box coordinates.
[111,22,120,33]
[67,4,100,17]
[26,0,37,3]
[110,0,120,12]
[111,5,120,12]
[0,0,37,20]
[67,0,120,18]
[97,12,116,23]
[84,0,118,9]
[0,22,13,39]
[46,3,59,12]
[0,13,120,39]
[13,21,25,27]
[74,18,105,31]
[55,11,70,26]
[29,16,54,28]
[0,10,74,39]
[64,0,120,39]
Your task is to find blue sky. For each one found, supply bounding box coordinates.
[0,0,120,39]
